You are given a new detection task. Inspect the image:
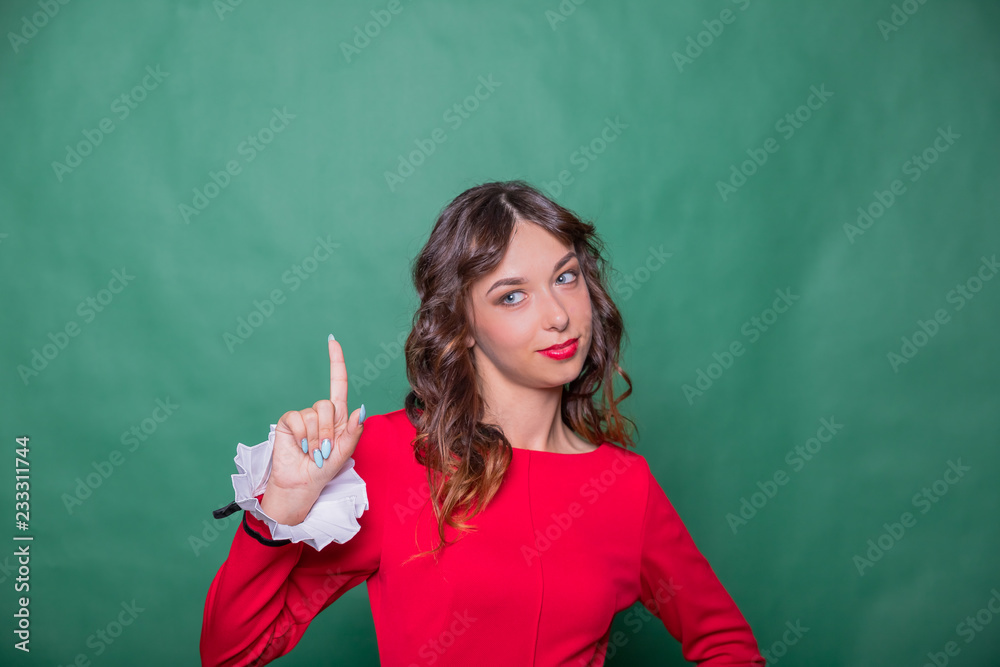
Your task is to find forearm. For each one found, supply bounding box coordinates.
[200,496,306,666]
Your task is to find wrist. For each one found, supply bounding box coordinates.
[260,485,318,526]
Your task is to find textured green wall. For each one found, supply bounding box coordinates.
[2,0,998,665]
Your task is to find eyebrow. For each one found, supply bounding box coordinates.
[485,251,578,297]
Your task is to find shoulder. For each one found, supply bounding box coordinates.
[601,441,654,479]
[380,407,418,433]
[353,407,415,439]
[588,443,656,515]
[350,407,417,469]
[599,443,676,520]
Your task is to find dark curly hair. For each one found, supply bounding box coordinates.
[402,179,636,564]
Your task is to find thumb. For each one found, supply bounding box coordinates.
[330,405,366,472]
[347,403,367,440]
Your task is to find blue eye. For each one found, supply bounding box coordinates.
[501,292,526,306]
[498,270,579,308]
[557,270,579,285]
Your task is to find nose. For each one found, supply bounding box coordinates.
[542,288,569,330]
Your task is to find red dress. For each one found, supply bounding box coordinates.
[200,408,765,666]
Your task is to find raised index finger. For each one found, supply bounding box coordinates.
[328,334,348,427]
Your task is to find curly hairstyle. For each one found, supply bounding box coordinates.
[402,179,636,564]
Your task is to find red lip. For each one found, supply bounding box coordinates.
[540,337,579,352]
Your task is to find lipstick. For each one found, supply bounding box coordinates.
[538,337,579,360]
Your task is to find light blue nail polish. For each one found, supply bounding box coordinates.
[329,333,335,341]
[321,438,331,459]
[314,449,324,468]
[359,403,366,424]
[301,438,308,454]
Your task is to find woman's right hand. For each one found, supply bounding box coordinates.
[260,335,366,526]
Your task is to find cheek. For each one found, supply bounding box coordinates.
[502,317,537,352]
[572,289,594,323]
[479,311,533,355]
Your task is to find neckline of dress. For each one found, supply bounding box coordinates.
[511,442,606,456]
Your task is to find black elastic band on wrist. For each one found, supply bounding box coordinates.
[241,511,292,547]
[213,500,241,519]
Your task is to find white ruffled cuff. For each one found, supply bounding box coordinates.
[230,424,368,551]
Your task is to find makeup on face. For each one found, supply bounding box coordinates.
[538,337,579,360]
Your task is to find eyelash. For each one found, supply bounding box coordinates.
[498,269,580,308]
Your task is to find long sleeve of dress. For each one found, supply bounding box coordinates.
[638,467,765,666]
[200,416,387,667]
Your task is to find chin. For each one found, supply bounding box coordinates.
[554,363,587,387]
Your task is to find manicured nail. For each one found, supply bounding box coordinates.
[301,438,308,454]
[314,450,324,468]
[359,403,366,425]
[321,438,331,459]
[329,333,335,341]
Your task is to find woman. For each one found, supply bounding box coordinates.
[200,180,765,666]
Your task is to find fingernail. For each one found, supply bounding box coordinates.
[314,450,324,468]
[329,333,335,341]
[359,403,366,425]
[301,438,308,454]
[321,438,331,459]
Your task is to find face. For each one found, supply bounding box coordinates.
[465,220,593,393]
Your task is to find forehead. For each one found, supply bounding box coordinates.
[494,221,573,268]
[468,222,577,304]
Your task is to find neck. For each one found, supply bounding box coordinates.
[480,382,574,454]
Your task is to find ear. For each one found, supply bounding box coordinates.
[465,334,475,348]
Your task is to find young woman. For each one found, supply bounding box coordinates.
[200,181,765,666]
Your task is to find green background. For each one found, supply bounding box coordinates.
[2,0,998,665]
